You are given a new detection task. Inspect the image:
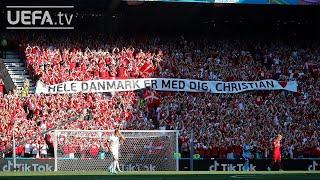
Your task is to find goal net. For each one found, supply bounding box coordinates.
[53,130,179,171]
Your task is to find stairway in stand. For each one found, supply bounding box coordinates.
[1,51,36,94]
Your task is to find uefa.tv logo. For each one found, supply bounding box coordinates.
[6,6,74,30]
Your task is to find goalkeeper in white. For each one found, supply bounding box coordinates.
[106,129,125,174]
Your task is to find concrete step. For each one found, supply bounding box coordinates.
[12,77,33,80]
[14,84,35,87]
[11,75,31,78]
[11,77,32,82]
[8,69,27,72]
[12,78,34,83]
[3,62,25,67]
[14,81,35,85]
[7,71,28,75]
[2,59,22,63]
[3,53,36,94]
[10,73,30,77]
[4,54,20,59]
[14,82,35,86]
[6,51,20,55]
[6,67,27,71]
[15,83,36,88]
[15,83,34,86]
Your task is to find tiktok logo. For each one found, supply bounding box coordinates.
[308,161,319,171]
[209,161,256,171]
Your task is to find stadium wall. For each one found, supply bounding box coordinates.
[0,59,15,92]
[179,159,320,171]
[1,158,319,172]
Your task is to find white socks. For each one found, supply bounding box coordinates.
[115,160,121,172]
[108,160,121,173]
[112,161,117,173]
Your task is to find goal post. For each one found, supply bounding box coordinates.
[53,130,179,171]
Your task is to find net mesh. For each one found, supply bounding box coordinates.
[54,130,178,171]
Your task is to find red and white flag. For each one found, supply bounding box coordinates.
[139,62,155,76]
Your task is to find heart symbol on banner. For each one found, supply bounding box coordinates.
[279,82,287,88]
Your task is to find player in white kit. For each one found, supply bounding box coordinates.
[106,129,125,174]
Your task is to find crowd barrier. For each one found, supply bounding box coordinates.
[1,158,319,171]
[179,158,320,171]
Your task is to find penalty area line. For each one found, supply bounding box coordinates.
[230,175,261,179]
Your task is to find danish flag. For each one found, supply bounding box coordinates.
[139,62,155,77]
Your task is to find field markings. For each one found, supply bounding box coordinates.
[1,171,320,176]
[230,175,260,179]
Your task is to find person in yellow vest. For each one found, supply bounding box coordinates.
[20,79,30,98]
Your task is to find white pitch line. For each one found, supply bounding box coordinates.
[230,175,261,179]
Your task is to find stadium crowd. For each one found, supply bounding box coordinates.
[0,35,320,159]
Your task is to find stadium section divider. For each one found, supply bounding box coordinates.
[0,58,15,92]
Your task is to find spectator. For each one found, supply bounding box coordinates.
[40,141,49,158]
[31,140,39,158]
[0,79,4,95]
[24,141,32,158]
[0,35,319,160]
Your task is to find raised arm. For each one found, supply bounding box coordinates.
[118,131,126,142]
[103,137,111,152]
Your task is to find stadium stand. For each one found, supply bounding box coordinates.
[0,34,319,160]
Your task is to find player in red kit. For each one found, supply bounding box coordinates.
[272,134,282,170]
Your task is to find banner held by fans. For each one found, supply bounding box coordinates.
[35,78,298,94]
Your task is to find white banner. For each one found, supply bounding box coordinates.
[35,78,298,94]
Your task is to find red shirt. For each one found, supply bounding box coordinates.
[204,148,211,158]
[210,146,219,157]
[0,82,4,94]
[81,65,86,73]
[118,67,125,78]
[0,141,7,151]
[69,61,76,71]
[93,69,99,78]
[312,147,320,157]
[219,146,227,158]
[89,145,99,156]
[199,147,205,157]
[233,145,242,156]
[63,146,70,155]
[273,139,280,154]
[99,69,109,79]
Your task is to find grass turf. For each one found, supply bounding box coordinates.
[0,171,319,180]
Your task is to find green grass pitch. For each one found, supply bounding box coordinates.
[0,171,319,180]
